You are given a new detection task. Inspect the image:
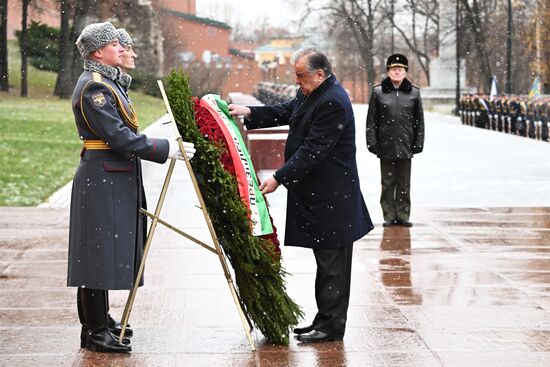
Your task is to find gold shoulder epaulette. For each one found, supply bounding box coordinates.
[92,72,103,82]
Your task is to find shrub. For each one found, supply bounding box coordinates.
[16,21,60,72]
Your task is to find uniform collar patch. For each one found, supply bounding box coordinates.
[92,92,106,107]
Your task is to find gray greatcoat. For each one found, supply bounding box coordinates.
[67,67,169,290]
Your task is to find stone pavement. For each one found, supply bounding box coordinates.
[1,110,550,366]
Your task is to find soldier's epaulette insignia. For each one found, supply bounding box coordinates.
[92,72,103,82]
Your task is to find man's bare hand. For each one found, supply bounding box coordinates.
[228,104,251,117]
[260,176,280,195]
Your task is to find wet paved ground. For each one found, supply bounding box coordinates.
[1,110,550,366]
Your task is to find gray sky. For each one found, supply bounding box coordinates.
[196,0,302,29]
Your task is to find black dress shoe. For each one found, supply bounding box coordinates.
[86,328,131,353]
[108,315,133,337]
[81,326,130,348]
[383,220,396,227]
[297,330,343,343]
[395,220,413,227]
[293,324,315,334]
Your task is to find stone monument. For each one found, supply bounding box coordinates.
[422,0,474,112]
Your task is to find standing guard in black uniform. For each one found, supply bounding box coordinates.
[541,99,549,142]
[67,22,195,353]
[489,97,497,130]
[495,97,503,131]
[526,101,537,138]
[517,97,528,136]
[504,96,513,133]
[508,95,520,135]
[472,95,480,127]
[478,94,490,129]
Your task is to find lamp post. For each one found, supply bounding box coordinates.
[505,0,513,94]
[455,0,461,115]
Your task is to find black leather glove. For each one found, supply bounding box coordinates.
[367,145,378,155]
[412,145,423,154]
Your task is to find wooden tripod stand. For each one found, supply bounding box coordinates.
[118,80,256,351]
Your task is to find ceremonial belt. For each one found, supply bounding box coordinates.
[83,139,111,150]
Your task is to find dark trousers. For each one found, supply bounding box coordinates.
[311,244,353,337]
[77,288,109,332]
[380,159,411,222]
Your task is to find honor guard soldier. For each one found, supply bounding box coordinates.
[116,28,136,93]
[458,94,466,125]
[508,95,520,135]
[502,96,511,133]
[517,97,528,136]
[495,97,504,131]
[478,94,490,129]
[541,99,549,141]
[472,95,480,127]
[526,100,536,138]
[489,98,497,130]
[465,95,472,125]
[67,22,195,353]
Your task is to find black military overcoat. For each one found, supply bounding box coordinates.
[67,70,169,290]
[366,77,425,159]
[246,75,373,249]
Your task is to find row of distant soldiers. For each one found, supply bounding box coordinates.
[459,95,550,142]
[253,82,297,105]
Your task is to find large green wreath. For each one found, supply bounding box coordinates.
[164,70,302,345]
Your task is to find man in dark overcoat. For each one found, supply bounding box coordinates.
[67,22,194,353]
[366,54,425,227]
[228,48,373,343]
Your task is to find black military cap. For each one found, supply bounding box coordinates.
[386,54,408,71]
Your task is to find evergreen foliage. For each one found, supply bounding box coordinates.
[164,70,302,345]
[16,21,59,72]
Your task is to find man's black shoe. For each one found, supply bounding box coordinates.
[86,328,131,353]
[382,220,396,227]
[395,220,413,227]
[293,324,315,335]
[108,315,133,337]
[297,330,343,343]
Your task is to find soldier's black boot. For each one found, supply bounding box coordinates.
[86,328,131,353]
[108,315,133,338]
[80,288,130,352]
[81,326,130,348]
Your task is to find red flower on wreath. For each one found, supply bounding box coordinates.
[192,97,280,258]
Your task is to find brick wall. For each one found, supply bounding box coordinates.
[7,0,60,40]
[158,13,230,70]
[154,0,196,14]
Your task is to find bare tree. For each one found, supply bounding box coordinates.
[54,0,73,98]
[303,0,383,87]
[383,0,438,83]
[20,0,32,97]
[182,61,228,97]
[0,0,8,91]
[54,0,94,98]
[459,0,496,93]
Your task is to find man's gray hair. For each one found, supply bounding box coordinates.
[292,47,332,77]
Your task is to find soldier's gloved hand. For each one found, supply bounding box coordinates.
[182,141,196,159]
[168,139,195,160]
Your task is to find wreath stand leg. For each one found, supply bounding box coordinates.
[119,81,256,352]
